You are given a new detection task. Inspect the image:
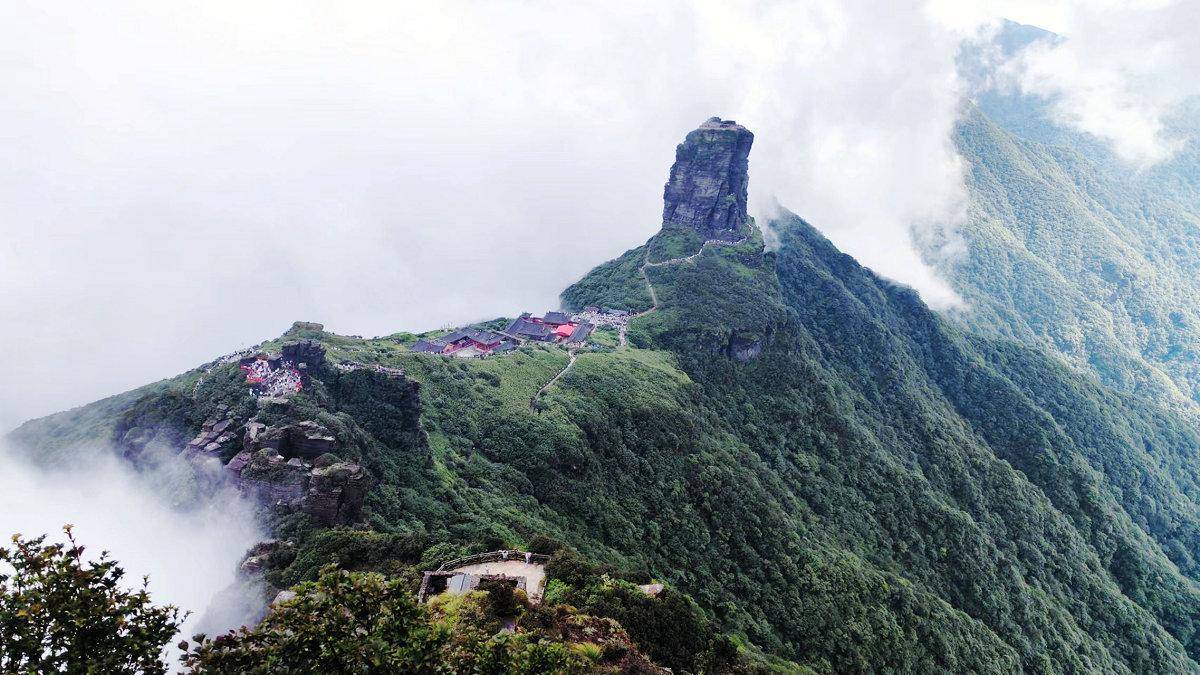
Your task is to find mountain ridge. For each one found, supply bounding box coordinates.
[10,115,1200,672]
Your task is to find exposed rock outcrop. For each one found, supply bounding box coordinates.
[303,458,373,525]
[661,117,753,238]
[245,420,336,459]
[240,539,294,575]
[234,450,308,505]
[289,321,325,333]
[727,334,764,362]
[183,406,241,461]
[225,423,371,525]
[281,339,326,373]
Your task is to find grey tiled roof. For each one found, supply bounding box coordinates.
[567,322,594,343]
[411,339,444,353]
[506,317,555,339]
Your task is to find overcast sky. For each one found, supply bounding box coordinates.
[2,0,1197,430]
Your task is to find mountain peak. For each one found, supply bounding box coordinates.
[661,117,753,238]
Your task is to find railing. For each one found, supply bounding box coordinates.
[436,550,551,572]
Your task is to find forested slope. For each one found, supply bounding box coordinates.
[944,108,1200,408]
[12,117,1200,672]
[942,29,1200,411]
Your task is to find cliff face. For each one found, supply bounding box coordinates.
[661,117,753,238]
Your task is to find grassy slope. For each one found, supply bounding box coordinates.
[560,245,653,313]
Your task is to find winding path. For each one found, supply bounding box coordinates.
[619,236,748,348]
[533,235,749,406]
[529,349,578,409]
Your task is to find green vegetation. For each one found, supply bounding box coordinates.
[589,326,620,349]
[18,204,1200,671]
[560,245,653,313]
[646,224,705,263]
[942,105,1200,408]
[7,378,185,465]
[187,548,774,673]
[184,567,593,673]
[13,104,1200,672]
[543,549,761,673]
[1,528,183,674]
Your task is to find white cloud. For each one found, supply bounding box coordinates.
[0,1,969,429]
[939,0,1200,166]
[1,0,1195,428]
[698,1,971,309]
[0,441,264,646]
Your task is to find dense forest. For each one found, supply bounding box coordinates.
[937,23,1200,411]
[12,67,1200,669]
[15,193,1200,671]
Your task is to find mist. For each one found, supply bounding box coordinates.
[3,2,1198,667]
[0,440,265,641]
[3,0,1197,429]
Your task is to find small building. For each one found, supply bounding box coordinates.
[411,339,444,354]
[506,314,557,341]
[492,341,519,354]
[411,328,513,357]
[441,328,505,353]
[566,322,594,345]
[542,311,571,326]
[418,550,552,605]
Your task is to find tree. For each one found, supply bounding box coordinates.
[182,567,588,673]
[0,526,183,674]
[183,567,444,673]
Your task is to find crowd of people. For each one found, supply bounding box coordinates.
[333,362,405,378]
[240,358,303,397]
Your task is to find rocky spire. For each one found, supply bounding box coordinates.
[661,117,753,239]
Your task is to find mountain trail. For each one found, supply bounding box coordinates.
[621,236,747,348]
[530,349,579,410]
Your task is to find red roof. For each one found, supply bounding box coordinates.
[554,323,575,338]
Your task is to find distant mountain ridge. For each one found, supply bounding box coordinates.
[936,25,1200,412]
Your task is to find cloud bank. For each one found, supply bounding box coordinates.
[1,1,1196,427]
[1004,1,1200,165]
[936,0,1200,166]
[0,442,264,642]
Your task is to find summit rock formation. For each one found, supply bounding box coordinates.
[661,117,753,238]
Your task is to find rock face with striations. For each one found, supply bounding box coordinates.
[281,339,326,373]
[225,420,372,524]
[303,457,373,525]
[661,117,753,239]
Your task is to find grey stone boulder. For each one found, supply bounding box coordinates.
[240,539,294,575]
[253,421,336,459]
[303,461,373,525]
[183,413,241,461]
[235,450,307,506]
[281,339,326,372]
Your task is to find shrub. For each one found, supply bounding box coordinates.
[0,527,183,674]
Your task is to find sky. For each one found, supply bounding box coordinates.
[2,0,1198,430]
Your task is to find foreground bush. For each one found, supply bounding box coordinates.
[182,567,590,673]
[0,527,183,674]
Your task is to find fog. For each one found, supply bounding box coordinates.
[995,1,1200,166]
[3,1,1195,428]
[2,1,1197,662]
[0,441,265,641]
